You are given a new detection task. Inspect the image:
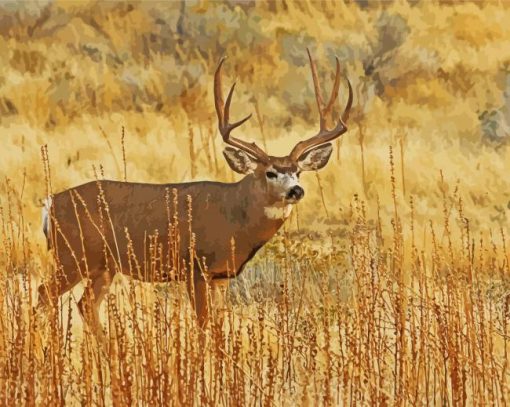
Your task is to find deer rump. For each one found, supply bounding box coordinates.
[43,179,280,286]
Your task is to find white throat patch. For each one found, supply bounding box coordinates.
[264,204,293,220]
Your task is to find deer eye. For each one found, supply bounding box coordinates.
[266,171,277,179]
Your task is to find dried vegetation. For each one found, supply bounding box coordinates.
[0,1,509,405]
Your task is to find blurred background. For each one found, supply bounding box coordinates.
[0,0,509,242]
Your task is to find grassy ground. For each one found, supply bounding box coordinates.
[0,1,509,405]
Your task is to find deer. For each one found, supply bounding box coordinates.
[38,49,353,341]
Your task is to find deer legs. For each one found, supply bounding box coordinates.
[77,271,113,349]
[186,268,230,333]
[186,274,209,330]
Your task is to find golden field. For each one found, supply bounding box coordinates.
[0,0,509,405]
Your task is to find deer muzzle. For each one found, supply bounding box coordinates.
[286,185,304,201]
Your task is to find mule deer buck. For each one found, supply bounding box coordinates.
[39,50,352,338]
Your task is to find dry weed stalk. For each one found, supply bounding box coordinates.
[121,126,127,182]
[254,97,269,152]
[188,124,197,179]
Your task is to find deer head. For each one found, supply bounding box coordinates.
[214,49,353,207]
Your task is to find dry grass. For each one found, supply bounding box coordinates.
[0,1,509,405]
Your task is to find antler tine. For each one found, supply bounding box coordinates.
[224,81,237,125]
[307,48,324,120]
[342,77,353,122]
[214,57,227,127]
[324,57,341,116]
[214,58,269,163]
[290,50,353,161]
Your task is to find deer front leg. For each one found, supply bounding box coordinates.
[186,270,210,330]
[186,269,231,330]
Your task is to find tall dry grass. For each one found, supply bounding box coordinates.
[1,154,509,405]
[0,0,509,405]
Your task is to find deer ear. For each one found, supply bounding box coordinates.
[223,147,258,174]
[297,143,333,171]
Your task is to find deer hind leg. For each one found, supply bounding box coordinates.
[34,259,84,360]
[77,271,113,348]
[36,273,82,313]
[35,250,84,329]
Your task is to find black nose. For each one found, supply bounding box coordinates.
[287,186,304,201]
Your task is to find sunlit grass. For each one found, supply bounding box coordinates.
[0,0,509,405]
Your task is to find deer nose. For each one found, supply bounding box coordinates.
[287,186,304,201]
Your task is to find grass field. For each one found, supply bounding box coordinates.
[0,1,509,405]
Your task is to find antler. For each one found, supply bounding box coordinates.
[214,58,269,163]
[289,49,353,161]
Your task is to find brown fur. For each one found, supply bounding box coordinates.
[40,174,285,330]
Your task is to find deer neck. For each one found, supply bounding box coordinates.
[235,174,291,240]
